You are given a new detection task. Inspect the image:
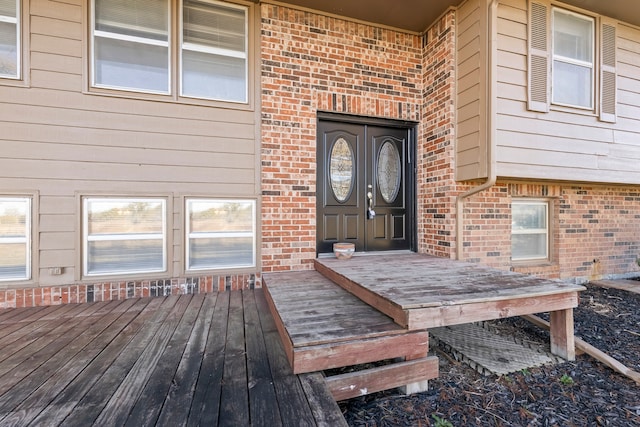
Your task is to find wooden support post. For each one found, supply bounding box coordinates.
[398,345,433,395]
[549,308,575,361]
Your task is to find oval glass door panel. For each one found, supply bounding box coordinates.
[329,137,355,202]
[377,140,401,203]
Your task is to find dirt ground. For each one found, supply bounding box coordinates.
[340,283,640,426]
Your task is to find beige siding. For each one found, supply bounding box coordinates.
[0,0,259,286]
[456,0,488,180]
[495,0,640,184]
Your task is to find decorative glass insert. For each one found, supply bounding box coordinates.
[0,197,30,281]
[329,138,354,203]
[377,140,401,203]
[83,198,166,276]
[552,8,594,109]
[186,199,255,270]
[512,200,549,261]
[0,0,19,79]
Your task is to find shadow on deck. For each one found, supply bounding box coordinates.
[0,290,346,427]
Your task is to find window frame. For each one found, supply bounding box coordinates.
[82,197,168,278]
[551,7,595,110]
[185,198,256,272]
[89,0,172,95]
[0,197,31,282]
[0,0,20,80]
[179,0,249,103]
[511,199,550,262]
[89,0,250,104]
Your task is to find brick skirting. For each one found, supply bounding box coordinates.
[0,273,261,309]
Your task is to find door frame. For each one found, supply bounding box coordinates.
[316,112,418,254]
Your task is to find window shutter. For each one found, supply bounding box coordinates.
[599,20,617,123]
[528,1,550,112]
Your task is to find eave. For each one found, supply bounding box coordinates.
[270,0,640,33]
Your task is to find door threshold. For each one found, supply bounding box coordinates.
[317,249,414,259]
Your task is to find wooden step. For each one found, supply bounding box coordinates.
[262,271,434,375]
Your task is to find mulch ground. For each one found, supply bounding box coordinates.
[340,283,640,426]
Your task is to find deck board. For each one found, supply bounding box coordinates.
[316,254,584,309]
[264,271,410,347]
[316,254,585,329]
[155,292,218,427]
[219,292,251,426]
[263,271,431,375]
[244,290,284,427]
[0,289,340,426]
[255,285,325,427]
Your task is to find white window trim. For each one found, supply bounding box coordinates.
[185,198,256,271]
[0,197,31,282]
[82,197,167,277]
[89,0,172,95]
[89,0,250,104]
[179,0,248,103]
[511,199,549,262]
[551,7,595,110]
[0,0,20,80]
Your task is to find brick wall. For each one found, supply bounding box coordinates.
[0,273,259,309]
[260,4,424,272]
[459,182,640,282]
[417,11,458,258]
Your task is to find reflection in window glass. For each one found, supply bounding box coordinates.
[329,138,355,203]
[552,8,594,109]
[0,0,19,79]
[92,0,170,92]
[181,0,247,102]
[512,200,549,261]
[0,197,30,281]
[83,198,166,276]
[186,199,255,270]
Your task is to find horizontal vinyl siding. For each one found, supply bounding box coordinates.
[456,0,486,180]
[495,0,640,185]
[0,0,258,285]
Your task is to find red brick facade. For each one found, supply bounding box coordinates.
[4,4,640,309]
[259,4,640,284]
[462,182,640,281]
[260,4,425,272]
[0,273,258,309]
[417,12,458,258]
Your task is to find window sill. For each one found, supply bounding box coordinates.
[0,77,29,88]
[84,86,254,112]
[511,258,552,266]
[549,104,596,118]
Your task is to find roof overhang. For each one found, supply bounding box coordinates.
[272,0,640,33]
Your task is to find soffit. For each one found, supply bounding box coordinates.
[273,0,640,32]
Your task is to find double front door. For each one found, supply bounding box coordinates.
[317,119,415,254]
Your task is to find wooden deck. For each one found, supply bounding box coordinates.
[263,271,439,400]
[263,253,585,400]
[316,253,585,360]
[0,290,346,427]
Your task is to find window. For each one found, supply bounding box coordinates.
[511,200,548,261]
[528,2,616,120]
[552,8,594,109]
[0,0,19,79]
[186,199,255,270]
[83,198,166,276]
[91,0,248,103]
[0,197,30,281]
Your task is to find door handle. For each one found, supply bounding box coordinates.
[367,185,376,219]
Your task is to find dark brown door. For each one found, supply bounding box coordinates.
[317,119,414,254]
